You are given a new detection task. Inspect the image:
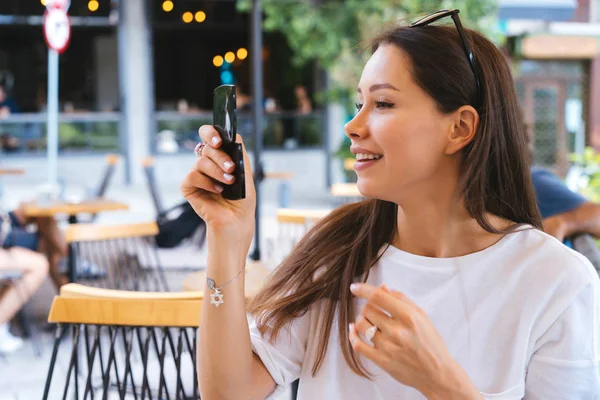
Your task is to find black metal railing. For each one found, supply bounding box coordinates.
[0,110,325,155]
[0,112,120,154]
[155,110,325,153]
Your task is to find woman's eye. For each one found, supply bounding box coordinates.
[375,101,394,109]
[355,101,393,112]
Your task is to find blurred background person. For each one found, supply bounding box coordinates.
[0,80,19,118]
[531,167,600,243]
[0,247,48,354]
[294,84,312,115]
[6,206,68,290]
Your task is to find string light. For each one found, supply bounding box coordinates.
[162,1,174,12]
[195,11,206,23]
[182,12,193,23]
[213,56,224,67]
[224,52,235,63]
[237,48,248,60]
[88,0,99,12]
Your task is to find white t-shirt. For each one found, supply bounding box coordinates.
[250,228,600,399]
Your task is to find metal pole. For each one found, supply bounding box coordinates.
[321,68,332,188]
[250,0,263,261]
[47,49,59,186]
[117,0,131,184]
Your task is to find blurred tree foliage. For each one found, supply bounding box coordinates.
[570,147,600,202]
[237,0,499,112]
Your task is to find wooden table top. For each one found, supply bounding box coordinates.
[182,261,271,298]
[330,183,362,197]
[276,208,331,224]
[265,172,294,180]
[22,199,129,218]
[0,168,25,175]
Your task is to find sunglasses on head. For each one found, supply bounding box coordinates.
[410,9,482,107]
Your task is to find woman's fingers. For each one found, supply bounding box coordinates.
[198,125,223,148]
[182,169,224,195]
[354,314,381,344]
[194,156,235,185]
[350,283,401,316]
[361,303,393,333]
[348,322,387,366]
[196,143,236,175]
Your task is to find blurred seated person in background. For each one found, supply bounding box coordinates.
[531,166,600,243]
[294,84,312,115]
[0,81,19,118]
[0,133,20,153]
[235,84,252,112]
[177,99,190,114]
[526,124,600,243]
[4,206,68,290]
[0,247,48,354]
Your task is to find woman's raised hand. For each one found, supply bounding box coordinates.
[181,126,256,239]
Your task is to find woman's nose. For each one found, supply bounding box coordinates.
[344,113,367,139]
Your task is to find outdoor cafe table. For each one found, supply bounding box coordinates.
[21,199,129,220]
[0,168,25,175]
[330,183,363,206]
[330,182,361,197]
[22,199,129,283]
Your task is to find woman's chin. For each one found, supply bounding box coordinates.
[356,179,376,198]
[356,179,397,202]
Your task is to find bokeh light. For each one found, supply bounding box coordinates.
[213,55,224,67]
[162,1,174,12]
[88,0,99,12]
[182,12,193,23]
[237,48,248,60]
[195,11,206,23]
[224,52,235,63]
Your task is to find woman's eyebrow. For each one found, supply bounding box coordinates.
[357,83,400,93]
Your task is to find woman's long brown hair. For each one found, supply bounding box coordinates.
[248,24,542,378]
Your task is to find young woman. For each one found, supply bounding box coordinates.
[181,10,600,399]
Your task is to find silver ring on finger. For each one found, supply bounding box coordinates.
[194,142,206,158]
[365,325,378,342]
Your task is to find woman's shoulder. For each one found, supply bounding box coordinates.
[506,227,598,293]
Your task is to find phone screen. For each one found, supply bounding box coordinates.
[213,85,237,144]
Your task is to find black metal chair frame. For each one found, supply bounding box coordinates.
[43,323,199,400]
[67,225,169,292]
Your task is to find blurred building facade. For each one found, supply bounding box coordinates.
[0,0,323,184]
[1,0,599,184]
[500,0,600,175]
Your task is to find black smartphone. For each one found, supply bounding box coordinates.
[213,84,245,200]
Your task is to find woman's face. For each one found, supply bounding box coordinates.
[344,44,460,203]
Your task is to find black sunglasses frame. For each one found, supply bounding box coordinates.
[410,9,482,108]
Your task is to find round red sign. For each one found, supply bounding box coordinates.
[43,8,71,54]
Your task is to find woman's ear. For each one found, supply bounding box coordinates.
[445,105,479,155]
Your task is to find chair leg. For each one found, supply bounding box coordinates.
[42,324,65,400]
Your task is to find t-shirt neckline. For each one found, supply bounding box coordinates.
[381,227,527,268]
